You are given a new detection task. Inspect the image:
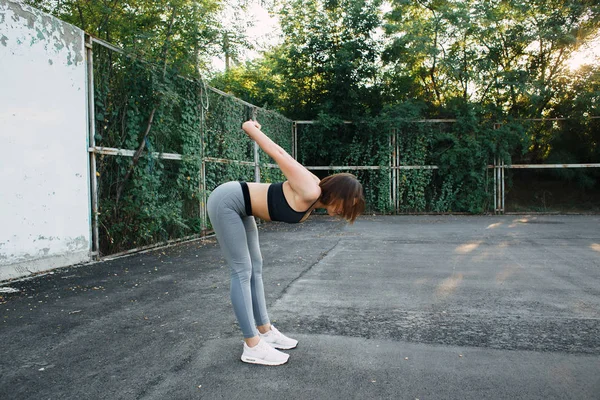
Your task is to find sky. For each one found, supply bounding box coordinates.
[211,1,282,71]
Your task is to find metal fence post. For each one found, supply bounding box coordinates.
[492,123,505,215]
[395,127,400,213]
[497,159,502,214]
[293,121,298,160]
[252,107,260,183]
[85,35,100,260]
[493,157,497,214]
[496,158,504,215]
[390,127,397,214]
[200,158,207,230]
[254,143,260,183]
[501,159,505,213]
[199,84,207,232]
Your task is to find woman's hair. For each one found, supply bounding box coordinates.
[319,173,365,223]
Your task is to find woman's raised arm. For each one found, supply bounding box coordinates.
[242,120,320,201]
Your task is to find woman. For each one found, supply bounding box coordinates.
[207,120,365,366]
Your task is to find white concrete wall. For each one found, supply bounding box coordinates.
[0,0,91,281]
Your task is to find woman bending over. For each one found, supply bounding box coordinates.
[207,120,365,366]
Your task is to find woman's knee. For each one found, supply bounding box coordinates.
[250,257,263,274]
[230,261,252,282]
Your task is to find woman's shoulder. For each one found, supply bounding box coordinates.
[283,180,321,204]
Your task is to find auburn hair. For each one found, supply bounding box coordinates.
[318,173,365,223]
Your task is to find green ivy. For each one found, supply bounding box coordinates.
[296,103,531,214]
[94,45,293,255]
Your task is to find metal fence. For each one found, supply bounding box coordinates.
[85,34,600,259]
[295,120,600,215]
[87,35,291,258]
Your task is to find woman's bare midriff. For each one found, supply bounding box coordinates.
[246,182,316,222]
[246,183,271,221]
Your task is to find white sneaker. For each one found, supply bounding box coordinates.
[241,339,289,366]
[259,325,298,350]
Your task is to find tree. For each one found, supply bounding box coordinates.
[383,0,600,118]
[273,0,383,119]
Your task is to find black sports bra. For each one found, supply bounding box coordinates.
[267,182,316,223]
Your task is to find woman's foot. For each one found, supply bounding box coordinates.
[241,338,289,366]
[259,325,298,350]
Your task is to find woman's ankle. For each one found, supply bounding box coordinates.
[257,323,271,334]
[245,335,260,348]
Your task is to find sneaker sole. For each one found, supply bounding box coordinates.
[270,343,298,350]
[241,355,289,366]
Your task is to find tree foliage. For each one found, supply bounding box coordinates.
[383,0,600,116]
[25,0,250,75]
[270,0,384,119]
[26,0,600,220]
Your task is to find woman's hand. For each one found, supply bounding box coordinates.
[242,120,261,135]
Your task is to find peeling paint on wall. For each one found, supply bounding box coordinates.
[0,0,84,66]
[0,0,91,281]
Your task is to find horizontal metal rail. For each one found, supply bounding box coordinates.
[305,165,442,170]
[90,148,600,171]
[487,163,600,169]
[89,147,280,168]
[90,146,184,160]
[523,117,600,121]
[505,163,600,169]
[306,165,443,170]
[396,165,439,170]
[296,117,600,125]
[90,147,437,171]
[203,157,254,166]
[295,120,353,125]
[101,232,215,261]
[295,119,458,124]
[310,164,600,171]
[204,157,279,169]
[306,166,381,170]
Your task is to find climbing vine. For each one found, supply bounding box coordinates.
[93,44,293,256]
[93,45,205,255]
[297,103,528,214]
[297,114,392,214]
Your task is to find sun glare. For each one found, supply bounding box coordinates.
[455,241,482,254]
[567,35,600,71]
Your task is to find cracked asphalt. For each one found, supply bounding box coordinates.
[1,215,599,399]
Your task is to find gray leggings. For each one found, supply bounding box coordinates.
[207,181,270,338]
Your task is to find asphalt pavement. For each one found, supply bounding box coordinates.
[1,215,599,399]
